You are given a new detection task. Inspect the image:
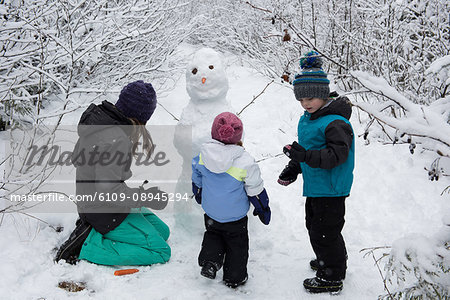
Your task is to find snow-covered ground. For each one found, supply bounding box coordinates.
[0,45,448,300]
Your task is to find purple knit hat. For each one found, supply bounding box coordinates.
[115,80,157,123]
[211,112,243,144]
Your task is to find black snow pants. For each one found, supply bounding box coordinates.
[198,214,249,283]
[305,196,347,281]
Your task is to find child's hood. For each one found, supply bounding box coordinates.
[310,96,352,121]
[200,139,245,173]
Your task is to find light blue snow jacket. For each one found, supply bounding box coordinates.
[192,140,264,223]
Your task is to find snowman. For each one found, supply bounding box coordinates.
[173,48,233,216]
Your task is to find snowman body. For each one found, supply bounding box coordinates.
[174,48,233,197]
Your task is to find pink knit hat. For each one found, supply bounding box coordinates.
[211,112,243,144]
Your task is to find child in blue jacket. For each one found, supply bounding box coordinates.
[278,51,354,294]
[192,112,271,288]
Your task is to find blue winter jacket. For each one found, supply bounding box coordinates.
[298,97,355,197]
[192,140,264,223]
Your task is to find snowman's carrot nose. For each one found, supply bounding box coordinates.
[201,77,206,84]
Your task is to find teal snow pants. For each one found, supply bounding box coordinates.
[79,208,171,266]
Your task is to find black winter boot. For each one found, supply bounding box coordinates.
[303,277,343,294]
[54,219,92,265]
[200,262,218,279]
[224,275,248,288]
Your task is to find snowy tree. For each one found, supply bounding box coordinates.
[341,0,449,102]
[0,0,196,215]
[185,0,448,102]
[0,0,195,127]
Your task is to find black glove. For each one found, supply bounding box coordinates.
[283,141,307,163]
[192,182,202,204]
[278,159,302,186]
[141,186,169,210]
[248,189,271,225]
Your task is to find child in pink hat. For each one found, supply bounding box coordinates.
[192,112,271,288]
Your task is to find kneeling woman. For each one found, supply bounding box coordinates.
[55,81,171,266]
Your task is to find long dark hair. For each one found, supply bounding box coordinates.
[129,118,155,158]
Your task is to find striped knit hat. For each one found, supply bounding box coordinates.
[293,51,330,100]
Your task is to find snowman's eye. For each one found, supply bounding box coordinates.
[209,65,214,70]
[192,68,198,75]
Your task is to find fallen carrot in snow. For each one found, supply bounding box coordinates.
[114,269,139,276]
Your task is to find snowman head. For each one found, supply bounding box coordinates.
[186,48,229,101]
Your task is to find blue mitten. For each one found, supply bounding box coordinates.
[248,189,271,225]
[192,182,202,204]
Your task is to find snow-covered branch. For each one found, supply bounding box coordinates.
[0,0,195,127]
[351,70,450,156]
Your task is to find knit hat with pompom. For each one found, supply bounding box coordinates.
[211,112,243,145]
[293,51,330,100]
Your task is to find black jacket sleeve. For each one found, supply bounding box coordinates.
[304,120,353,169]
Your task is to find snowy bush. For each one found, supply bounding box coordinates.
[187,0,340,82]
[0,0,194,127]
[0,0,196,215]
[378,224,450,300]
[186,0,448,100]
[347,54,450,187]
[186,1,449,173]
[349,70,450,156]
[425,55,450,102]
